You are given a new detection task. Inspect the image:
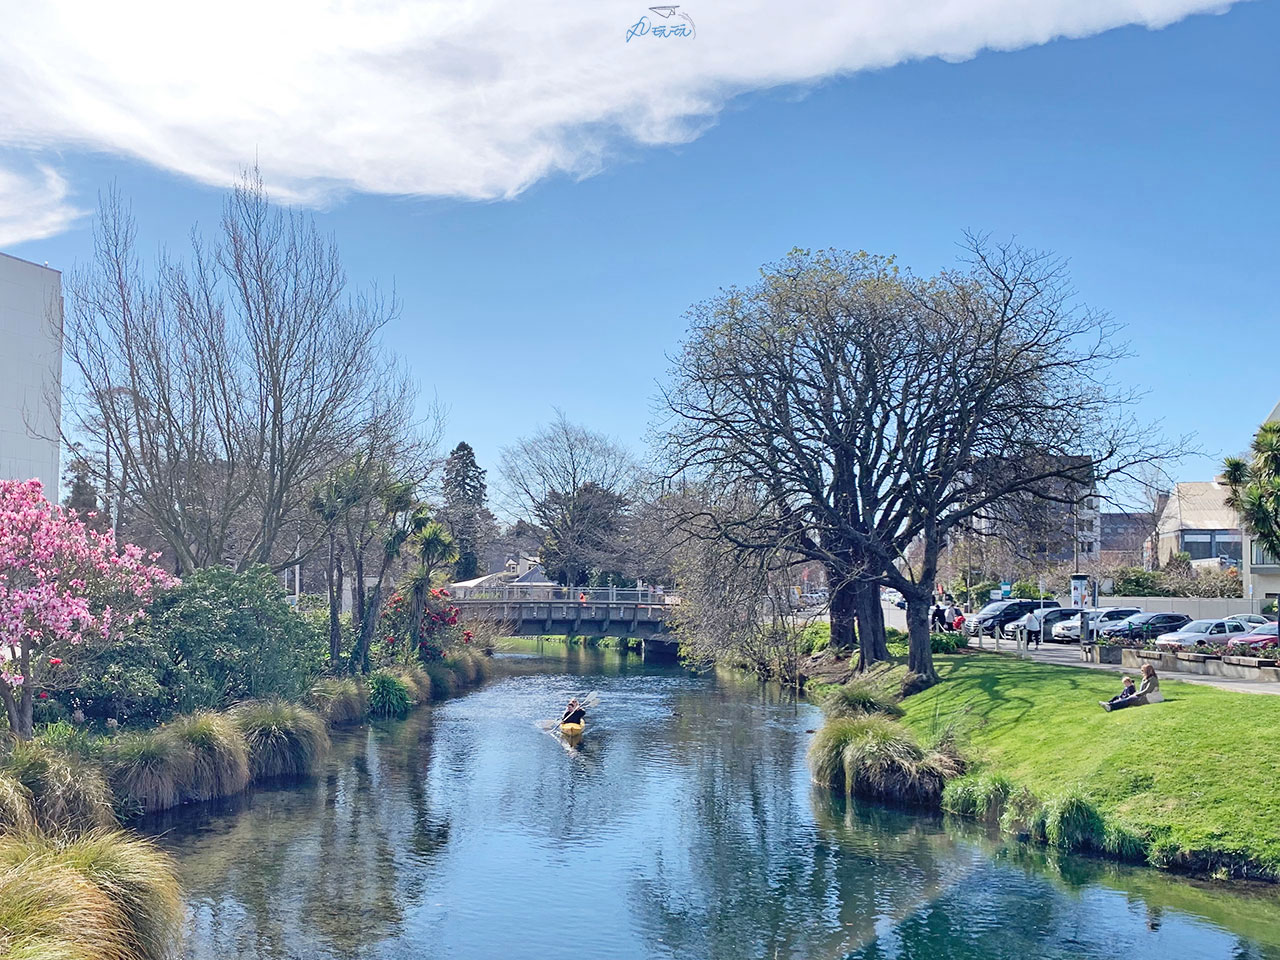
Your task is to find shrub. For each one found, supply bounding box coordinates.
[1042,789,1105,852]
[930,632,964,654]
[163,712,251,802]
[108,732,195,815]
[79,564,327,724]
[0,829,183,960]
[0,770,35,831]
[798,622,831,656]
[821,681,904,720]
[230,700,330,780]
[306,677,369,725]
[368,672,412,719]
[942,772,1013,822]
[2,741,115,834]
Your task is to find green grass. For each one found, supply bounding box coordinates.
[899,654,1280,876]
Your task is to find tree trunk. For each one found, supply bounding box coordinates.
[904,593,939,692]
[1,644,35,738]
[352,552,367,640]
[829,579,857,654]
[352,580,382,675]
[326,532,343,668]
[408,578,427,651]
[855,580,889,666]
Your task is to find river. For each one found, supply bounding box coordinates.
[147,643,1280,959]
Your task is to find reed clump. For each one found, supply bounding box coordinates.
[942,772,1014,823]
[368,671,412,719]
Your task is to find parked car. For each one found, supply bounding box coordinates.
[1227,613,1272,629]
[1097,612,1192,643]
[1155,618,1250,648]
[1229,622,1279,652]
[966,598,1060,638]
[1002,607,1082,643]
[1051,607,1142,642]
[800,590,829,607]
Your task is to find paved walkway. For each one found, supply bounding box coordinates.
[965,634,1280,696]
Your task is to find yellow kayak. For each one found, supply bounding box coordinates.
[560,721,585,736]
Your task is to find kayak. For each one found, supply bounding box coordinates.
[560,721,585,736]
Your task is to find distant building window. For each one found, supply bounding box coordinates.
[1254,543,1280,566]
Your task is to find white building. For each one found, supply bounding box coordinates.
[0,252,62,498]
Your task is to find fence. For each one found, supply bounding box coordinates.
[1095,596,1268,618]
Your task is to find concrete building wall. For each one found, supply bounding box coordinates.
[0,252,62,499]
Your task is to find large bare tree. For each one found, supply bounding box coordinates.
[61,171,421,575]
[660,239,1171,688]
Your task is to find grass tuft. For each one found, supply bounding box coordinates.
[0,770,36,831]
[423,663,458,700]
[108,732,194,815]
[942,772,1014,822]
[807,717,866,791]
[163,712,251,802]
[1042,788,1106,852]
[1102,819,1150,861]
[444,653,480,686]
[3,741,115,834]
[0,829,182,960]
[305,677,370,726]
[821,681,904,720]
[998,785,1046,841]
[230,699,330,781]
[809,714,964,805]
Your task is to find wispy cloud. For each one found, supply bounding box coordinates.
[0,0,1237,242]
[0,163,85,246]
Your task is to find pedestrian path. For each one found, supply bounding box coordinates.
[965,634,1280,696]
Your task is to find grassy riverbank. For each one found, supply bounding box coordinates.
[894,653,1280,879]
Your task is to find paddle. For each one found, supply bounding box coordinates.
[539,692,600,731]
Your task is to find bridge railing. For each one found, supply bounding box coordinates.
[451,585,674,604]
[452,598,671,622]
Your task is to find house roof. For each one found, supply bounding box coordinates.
[1268,399,1280,425]
[1156,481,1239,535]
[513,564,554,584]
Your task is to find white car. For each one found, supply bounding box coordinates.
[1052,607,1142,642]
[1227,614,1272,629]
[1155,618,1250,648]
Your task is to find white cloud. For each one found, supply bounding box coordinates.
[0,0,1238,236]
[0,163,85,246]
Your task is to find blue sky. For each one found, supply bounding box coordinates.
[3,0,1274,487]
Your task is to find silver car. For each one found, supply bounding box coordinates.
[1155,618,1250,648]
[1052,607,1141,642]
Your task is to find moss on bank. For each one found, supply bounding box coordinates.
[810,652,1280,880]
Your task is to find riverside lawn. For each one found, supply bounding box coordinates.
[896,653,1280,877]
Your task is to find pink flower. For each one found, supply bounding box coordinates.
[48,657,62,666]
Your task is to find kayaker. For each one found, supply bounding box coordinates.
[560,698,586,725]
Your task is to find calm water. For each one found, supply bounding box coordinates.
[149,644,1280,960]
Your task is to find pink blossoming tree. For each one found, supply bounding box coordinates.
[0,478,175,738]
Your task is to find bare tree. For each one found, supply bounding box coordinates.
[660,240,1173,689]
[499,412,638,586]
[60,171,425,575]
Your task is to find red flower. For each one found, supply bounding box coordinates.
[439,589,450,597]
[48,657,62,666]
[38,692,48,699]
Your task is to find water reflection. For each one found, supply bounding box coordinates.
[149,643,1280,960]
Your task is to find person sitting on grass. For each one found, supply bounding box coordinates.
[1099,676,1137,709]
[1101,664,1162,711]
